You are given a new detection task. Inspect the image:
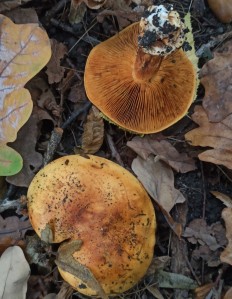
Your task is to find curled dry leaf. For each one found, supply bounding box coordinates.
[0,246,30,299]
[201,40,232,122]
[127,135,196,173]
[220,208,232,265]
[131,156,184,237]
[211,191,232,208]
[0,14,51,176]
[132,156,186,212]
[45,39,68,84]
[81,106,104,154]
[185,105,232,169]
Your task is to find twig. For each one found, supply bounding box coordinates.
[43,127,64,166]
[50,18,100,46]
[46,0,70,20]
[61,101,92,129]
[68,20,98,53]
[200,161,207,284]
[184,252,201,285]
[106,133,124,167]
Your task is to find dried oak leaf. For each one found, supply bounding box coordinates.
[185,105,232,169]
[220,208,232,265]
[127,135,196,173]
[0,246,30,299]
[201,40,232,122]
[132,156,186,213]
[183,219,227,251]
[81,106,104,154]
[0,215,31,241]
[0,14,51,176]
[45,39,67,84]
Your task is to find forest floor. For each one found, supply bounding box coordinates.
[0,0,232,298]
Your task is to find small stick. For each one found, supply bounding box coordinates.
[106,133,124,167]
[43,127,64,166]
[50,18,100,46]
[46,0,70,20]
[61,101,92,129]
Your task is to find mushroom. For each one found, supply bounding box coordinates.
[84,4,198,134]
[207,0,232,23]
[27,154,156,297]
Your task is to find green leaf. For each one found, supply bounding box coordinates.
[0,145,23,176]
[154,270,198,290]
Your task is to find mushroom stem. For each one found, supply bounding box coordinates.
[132,48,163,82]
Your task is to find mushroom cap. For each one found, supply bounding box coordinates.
[27,155,156,296]
[84,22,197,134]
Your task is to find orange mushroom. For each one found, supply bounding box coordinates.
[84,4,198,134]
[27,155,156,296]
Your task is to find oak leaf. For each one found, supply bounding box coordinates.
[201,40,232,122]
[81,106,104,154]
[0,14,51,176]
[127,135,196,173]
[185,105,232,169]
[0,246,30,299]
[132,156,186,213]
[45,39,67,84]
[220,208,232,265]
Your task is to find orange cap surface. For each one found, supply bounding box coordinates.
[27,155,156,296]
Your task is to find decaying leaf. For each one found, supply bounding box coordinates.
[81,106,104,154]
[127,136,196,173]
[185,105,232,169]
[224,287,232,299]
[194,283,215,299]
[211,191,232,208]
[0,246,30,299]
[201,40,232,122]
[220,208,232,265]
[56,240,108,299]
[0,0,30,12]
[0,14,51,176]
[154,270,197,290]
[131,156,184,237]
[0,145,23,176]
[132,156,186,212]
[0,215,32,241]
[4,7,39,24]
[46,39,67,84]
[183,219,227,251]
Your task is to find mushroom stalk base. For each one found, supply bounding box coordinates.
[132,48,163,82]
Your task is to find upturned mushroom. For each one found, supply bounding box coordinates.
[84,4,198,134]
[27,155,156,297]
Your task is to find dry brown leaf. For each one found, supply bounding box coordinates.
[224,287,232,299]
[185,105,232,169]
[132,156,186,212]
[183,219,226,251]
[194,283,215,299]
[4,7,39,24]
[127,136,196,173]
[220,208,232,265]
[211,191,232,208]
[81,106,104,154]
[0,0,30,12]
[201,40,232,122]
[0,246,30,299]
[46,39,67,84]
[27,77,61,118]
[0,215,31,242]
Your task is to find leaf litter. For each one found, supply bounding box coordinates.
[0,0,232,298]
